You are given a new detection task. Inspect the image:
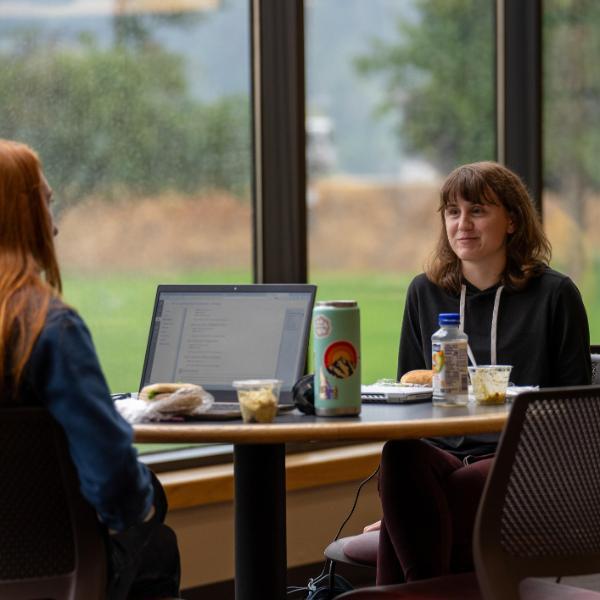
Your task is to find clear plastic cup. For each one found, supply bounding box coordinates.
[232,379,282,423]
[468,365,513,405]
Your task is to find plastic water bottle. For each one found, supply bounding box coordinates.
[431,313,468,407]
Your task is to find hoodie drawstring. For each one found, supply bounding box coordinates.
[459,284,504,365]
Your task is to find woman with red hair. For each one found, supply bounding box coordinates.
[0,139,181,599]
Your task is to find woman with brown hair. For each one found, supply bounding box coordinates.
[372,161,591,584]
[0,139,181,599]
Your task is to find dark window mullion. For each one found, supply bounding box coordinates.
[251,0,307,283]
[498,0,543,214]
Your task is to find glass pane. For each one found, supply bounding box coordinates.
[543,1,600,342]
[305,0,495,382]
[0,0,252,455]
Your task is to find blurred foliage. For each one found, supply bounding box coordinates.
[355,0,495,174]
[544,0,600,212]
[112,10,206,49]
[0,31,251,207]
[355,0,600,204]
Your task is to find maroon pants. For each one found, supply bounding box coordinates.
[376,439,493,585]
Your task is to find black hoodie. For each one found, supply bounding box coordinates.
[398,268,591,456]
[398,267,591,387]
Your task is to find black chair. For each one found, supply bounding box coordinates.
[0,406,107,600]
[337,386,600,599]
[591,345,600,385]
[474,385,600,599]
[326,347,600,577]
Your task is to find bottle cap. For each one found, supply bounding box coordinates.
[316,300,357,308]
[438,312,460,325]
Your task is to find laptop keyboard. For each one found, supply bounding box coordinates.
[361,393,388,403]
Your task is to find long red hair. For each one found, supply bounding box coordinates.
[0,140,62,394]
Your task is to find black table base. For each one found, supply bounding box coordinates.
[234,443,287,600]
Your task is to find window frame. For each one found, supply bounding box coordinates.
[497,0,542,213]
[251,0,307,284]
[147,0,544,471]
[254,0,544,283]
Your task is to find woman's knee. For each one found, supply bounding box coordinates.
[379,440,464,500]
[381,439,452,474]
[381,439,426,466]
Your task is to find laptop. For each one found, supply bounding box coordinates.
[361,383,432,404]
[134,284,316,418]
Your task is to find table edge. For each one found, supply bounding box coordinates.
[134,413,508,444]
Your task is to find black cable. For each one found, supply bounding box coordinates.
[325,464,380,594]
[332,463,380,542]
[286,463,381,597]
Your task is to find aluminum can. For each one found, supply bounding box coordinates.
[313,300,361,416]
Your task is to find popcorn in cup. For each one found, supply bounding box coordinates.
[468,365,512,405]
[232,379,282,423]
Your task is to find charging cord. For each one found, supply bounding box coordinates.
[332,464,380,543]
[286,463,381,597]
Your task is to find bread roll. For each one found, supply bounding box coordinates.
[159,387,204,413]
[140,382,202,403]
[400,369,433,385]
[138,382,209,416]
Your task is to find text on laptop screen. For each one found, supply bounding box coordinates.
[143,290,313,391]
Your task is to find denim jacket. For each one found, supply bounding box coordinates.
[20,305,153,532]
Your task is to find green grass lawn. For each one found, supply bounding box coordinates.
[63,267,600,454]
[310,272,413,382]
[62,270,252,393]
[63,269,414,393]
[63,269,413,454]
[64,267,600,391]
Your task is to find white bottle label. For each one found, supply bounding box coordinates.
[432,340,468,395]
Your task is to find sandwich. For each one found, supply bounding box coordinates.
[400,369,433,386]
[139,382,207,413]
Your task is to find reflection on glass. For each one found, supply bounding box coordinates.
[0,0,252,393]
[306,0,495,382]
[543,1,600,340]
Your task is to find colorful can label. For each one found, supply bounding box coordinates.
[313,301,361,416]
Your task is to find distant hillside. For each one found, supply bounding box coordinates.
[0,0,406,177]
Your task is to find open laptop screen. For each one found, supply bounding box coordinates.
[139,284,316,399]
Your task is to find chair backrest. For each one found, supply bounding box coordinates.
[0,406,107,600]
[474,385,600,600]
[591,345,600,385]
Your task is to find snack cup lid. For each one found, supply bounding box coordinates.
[232,379,282,389]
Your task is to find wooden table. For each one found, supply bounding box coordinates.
[135,402,510,600]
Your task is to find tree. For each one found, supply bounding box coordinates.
[544,0,600,223]
[355,0,495,174]
[356,0,600,277]
[0,31,250,207]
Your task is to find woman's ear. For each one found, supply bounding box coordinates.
[507,212,516,234]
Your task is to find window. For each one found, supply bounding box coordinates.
[0,0,252,456]
[305,0,496,381]
[0,0,252,398]
[543,0,600,342]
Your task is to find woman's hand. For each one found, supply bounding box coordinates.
[363,520,381,533]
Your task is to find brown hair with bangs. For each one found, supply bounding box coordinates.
[0,139,62,395]
[425,161,551,294]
